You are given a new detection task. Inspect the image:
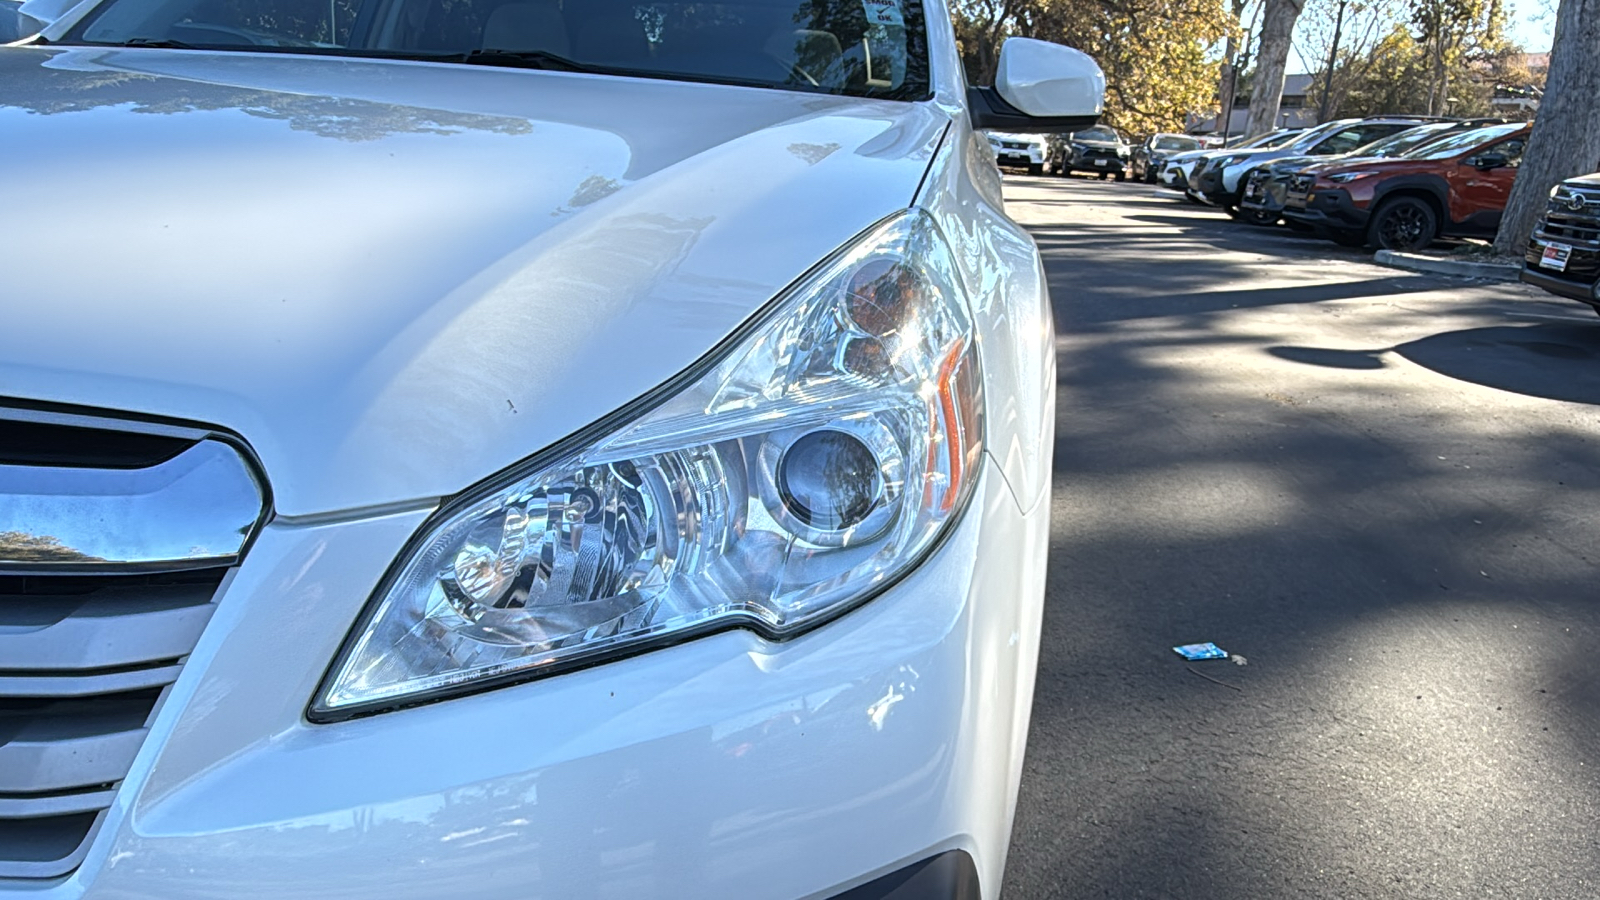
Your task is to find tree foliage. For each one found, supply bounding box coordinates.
[1300,0,1539,119]
[952,0,1234,134]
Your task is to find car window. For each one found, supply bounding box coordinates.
[1073,126,1122,143]
[1472,137,1527,168]
[1154,136,1199,151]
[1313,123,1410,155]
[1355,123,1455,158]
[1409,123,1527,160]
[65,0,932,100]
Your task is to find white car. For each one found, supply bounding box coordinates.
[985,130,1048,175]
[1157,129,1304,192]
[0,3,1102,898]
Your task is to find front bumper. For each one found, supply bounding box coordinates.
[1523,236,1600,310]
[1239,176,1288,214]
[4,456,1047,900]
[994,148,1044,167]
[1283,188,1369,231]
[1072,154,1125,175]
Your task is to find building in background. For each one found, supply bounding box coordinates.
[1187,74,1319,137]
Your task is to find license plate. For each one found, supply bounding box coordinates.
[1094,159,1108,167]
[1541,242,1573,272]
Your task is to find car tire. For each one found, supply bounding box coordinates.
[1145,170,1158,184]
[1115,171,1126,182]
[1367,196,1438,252]
[1099,172,1109,181]
[1027,162,1043,177]
[1241,208,1279,226]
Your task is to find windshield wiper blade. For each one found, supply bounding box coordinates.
[455,48,594,72]
[118,38,203,49]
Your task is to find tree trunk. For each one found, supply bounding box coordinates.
[1246,0,1306,137]
[1216,0,1247,140]
[1493,0,1600,255]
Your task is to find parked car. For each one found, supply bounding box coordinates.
[1132,132,1202,183]
[1189,116,1437,210]
[1521,173,1600,315]
[0,2,1104,895]
[1045,124,1130,180]
[1158,129,1304,193]
[1284,122,1532,250]
[987,131,1048,175]
[1236,120,1503,226]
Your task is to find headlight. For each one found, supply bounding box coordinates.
[1327,171,1377,184]
[311,209,984,720]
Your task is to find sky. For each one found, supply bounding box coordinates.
[1290,0,1556,75]
[1508,0,1557,53]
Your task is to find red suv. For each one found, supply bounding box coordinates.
[1283,122,1532,251]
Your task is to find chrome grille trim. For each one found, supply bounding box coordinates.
[0,439,265,573]
[0,408,268,880]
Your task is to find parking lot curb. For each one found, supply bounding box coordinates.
[1374,250,1523,282]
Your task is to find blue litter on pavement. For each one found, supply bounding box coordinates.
[1173,642,1227,660]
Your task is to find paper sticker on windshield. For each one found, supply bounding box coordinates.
[863,0,905,27]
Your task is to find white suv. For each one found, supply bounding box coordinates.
[0,4,1101,898]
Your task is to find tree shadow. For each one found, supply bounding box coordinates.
[1270,323,1600,407]
[1004,184,1600,898]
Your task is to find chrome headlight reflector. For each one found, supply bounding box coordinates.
[312,210,983,719]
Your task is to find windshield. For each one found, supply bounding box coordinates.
[1073,126,1122,143]
[1153,135,1199,152]
[1287,121,1355,152]
[1407,123,1526,159]
[1354,123,1458,158]
[1246,130,1301,149]
[61,0,931,99]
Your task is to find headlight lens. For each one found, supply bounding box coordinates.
[1327,171,1377,184]
[311,209,984,719]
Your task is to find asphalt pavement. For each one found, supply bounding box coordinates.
[1001,174,1600,899]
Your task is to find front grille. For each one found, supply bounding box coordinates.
[1540,212,1600,245]
[0,411,265,878]
[1002,141,1028,150]
[1289,173,1314,194]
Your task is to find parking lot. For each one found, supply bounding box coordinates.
[1002,174,1600,898]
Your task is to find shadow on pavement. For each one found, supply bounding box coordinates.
[1269,323,1600,406]
[1003,179,1600,899]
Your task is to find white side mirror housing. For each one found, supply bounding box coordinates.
[968,38,1105,133]
[995,38,1105,119]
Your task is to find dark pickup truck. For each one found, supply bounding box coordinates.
[1522,173,1600,315]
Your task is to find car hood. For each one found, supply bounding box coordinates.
[0,47,947,516]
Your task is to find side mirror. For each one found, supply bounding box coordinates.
[1472,152,1510,171]
[968,37,1105,133]
[12,0,75,38]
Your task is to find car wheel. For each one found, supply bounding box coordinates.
[1368,196,1438,252]
[1241,208,1279,226]
[1115,171,1126,182]
[1027,162,1043,177]
[1099,172,1109,181]
[1146,170,1158,184]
